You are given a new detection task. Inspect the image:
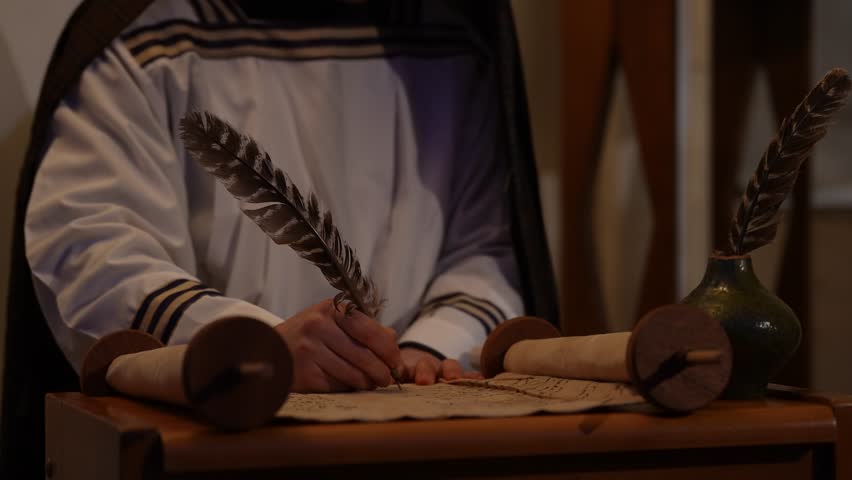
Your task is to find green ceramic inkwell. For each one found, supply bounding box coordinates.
[682,255,800,399]
[682,68,851,399]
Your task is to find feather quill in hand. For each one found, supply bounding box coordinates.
[178,111,382,317]
[179,111,400,386]
[725,68,851,255]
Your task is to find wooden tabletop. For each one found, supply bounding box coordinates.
[46,388,851,477]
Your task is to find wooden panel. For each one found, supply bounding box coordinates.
[47,393,837,475]
[560,0,615,335]
[560,0,676,334]
[45,395,162,480]
[769,385,852,479]
[164,402,835,472]
[165,445,819,479]
[616,0,676,317]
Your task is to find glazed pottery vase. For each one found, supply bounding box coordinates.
[681,255,801,399]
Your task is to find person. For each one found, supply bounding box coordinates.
[2,0,557,475]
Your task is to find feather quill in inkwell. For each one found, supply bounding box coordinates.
[179,111,402,388]
[683,68,851,399]
[723,67,852,256]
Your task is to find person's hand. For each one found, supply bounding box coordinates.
[400,348,483,385]
[275,298,403,392]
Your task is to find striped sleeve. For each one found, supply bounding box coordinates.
[399,292,509,362]
[397,254,522,367]
[24,37,283,371]
[412,292,507,337]
[128,278,285,346]
[130,279,221,343]
[397,67,523,368]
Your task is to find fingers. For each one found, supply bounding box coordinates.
[400,347,484,385]
[414,357,440,385]
[300,303,393,388]
[279,298,485,392]
[291,361,351,393]
[333,304,403,374]
[313,343,377,390]
[286,333,378,391]
[322,321,394,387]
[412,358,472,384]
[440,359,464,381]
[278,299,396,392]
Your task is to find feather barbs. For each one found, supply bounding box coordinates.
[179,111,383,318]
[725,68,851,255]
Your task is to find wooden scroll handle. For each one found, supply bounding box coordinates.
[480,305,733,412]
[626,305,732,412]
[80,329,164,396]
[80,317,293,430]
[480,317,561,379]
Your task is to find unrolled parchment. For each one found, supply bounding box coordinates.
[276,373,644,422]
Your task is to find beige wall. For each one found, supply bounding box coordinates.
[511,0,564,297]
[514,0,713,331]
[0,0,81,411]
[0,28,28,369]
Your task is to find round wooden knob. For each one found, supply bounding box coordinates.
[183,316,293,430]
[80,330,164,396]
[479,316,561,378]
[626,304,733,412]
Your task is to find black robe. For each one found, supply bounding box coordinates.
[0,1,559,476]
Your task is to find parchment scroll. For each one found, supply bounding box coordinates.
[276,373,644,422]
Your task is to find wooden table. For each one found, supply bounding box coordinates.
[45,387,852,479]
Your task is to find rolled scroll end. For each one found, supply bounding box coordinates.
[627,305,733,413]
[80,330,164,396]
[182,316,293,431]
[480,316,561,378]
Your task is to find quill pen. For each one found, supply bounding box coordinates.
[179,111,401,387]
[725,68,851,255]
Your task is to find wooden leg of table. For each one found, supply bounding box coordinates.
[45,395,163,480]
[769,385,852,479]
[560,0,617,335]
[616,0,676,317]
[830,395,852,480]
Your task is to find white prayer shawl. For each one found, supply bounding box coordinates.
[24,0,522,370]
